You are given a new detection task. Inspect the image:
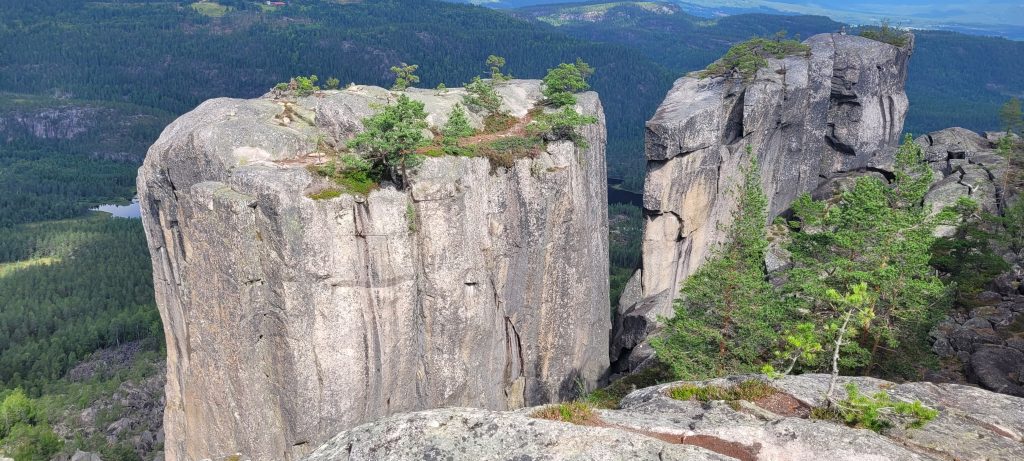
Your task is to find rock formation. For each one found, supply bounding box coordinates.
[918,127,1007,220]
[613,33,915,368]
[305,374,1024,461]
[137,80,610,461]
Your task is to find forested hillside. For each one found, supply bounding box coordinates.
[512,1,1024,137]
[0,0,675,189]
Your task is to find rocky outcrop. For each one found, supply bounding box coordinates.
[55,342,165,461]
[0,101,169,162]
[137,81,610,461]
[0,105,100,140]
[930,290,1024,397]
[918,127,1008,218]
[305,374,1024,461]
[612,33,914,368]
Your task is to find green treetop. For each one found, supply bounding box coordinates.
[1000,97,1023,135]
[442,104,476,145]
[780,135,948,378]
[652,149,791,379]
[390,63,420,91]
[486,55,510,81]
[542,58,594,107]
[348,94,428,188]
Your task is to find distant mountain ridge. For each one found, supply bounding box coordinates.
[450,0,1024,39]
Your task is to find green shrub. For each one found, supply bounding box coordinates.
[464,76,503,115]
[0,390,62,461]
[584,362,674,409]
[474,136,542,169]
[3,423,63,461]
[527,107,597,147]
[668,380,778,403]
[309,154,378,195]
[542,59,593,107]
[482,113,515,134]
[292,75,319,96]
[700,34,810,80]
[442,104,475,144]
[0,389,37,439]
[348,94,429,187]
[814,383,938,432]
[272,75,320,97]
[859,20,910,47]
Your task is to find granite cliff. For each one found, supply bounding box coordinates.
[613,33,915,368]
[137,80,610,461]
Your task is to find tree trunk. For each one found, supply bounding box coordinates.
[826,309,854,405]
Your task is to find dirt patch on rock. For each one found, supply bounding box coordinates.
[753,391,811,418]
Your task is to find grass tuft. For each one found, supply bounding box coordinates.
[668,380,778,403]
[584,362,674,409]
[530,401,595,425]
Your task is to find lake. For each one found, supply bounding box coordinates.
[608,178,643,207]
[87,187,639,218]
[91,197,141,219]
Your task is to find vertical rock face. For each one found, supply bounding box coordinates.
[137,81,610,461]
[613,33,914,367]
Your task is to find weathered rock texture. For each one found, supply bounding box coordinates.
[137,80,610,461]
[305,374,1024,461]
[918,127,1008,220]
[930,290,1024,398]
[613,33,914,368]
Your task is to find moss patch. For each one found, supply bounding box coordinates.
[308,189,342,200]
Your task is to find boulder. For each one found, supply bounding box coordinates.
[970,346,1024,397]
[70,452,103,461]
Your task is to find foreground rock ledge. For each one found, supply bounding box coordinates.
[137,80,610,461]
[305,374,1024,461]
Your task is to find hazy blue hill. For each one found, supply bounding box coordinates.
[457,0,1024,39]
[512,2,841,71]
